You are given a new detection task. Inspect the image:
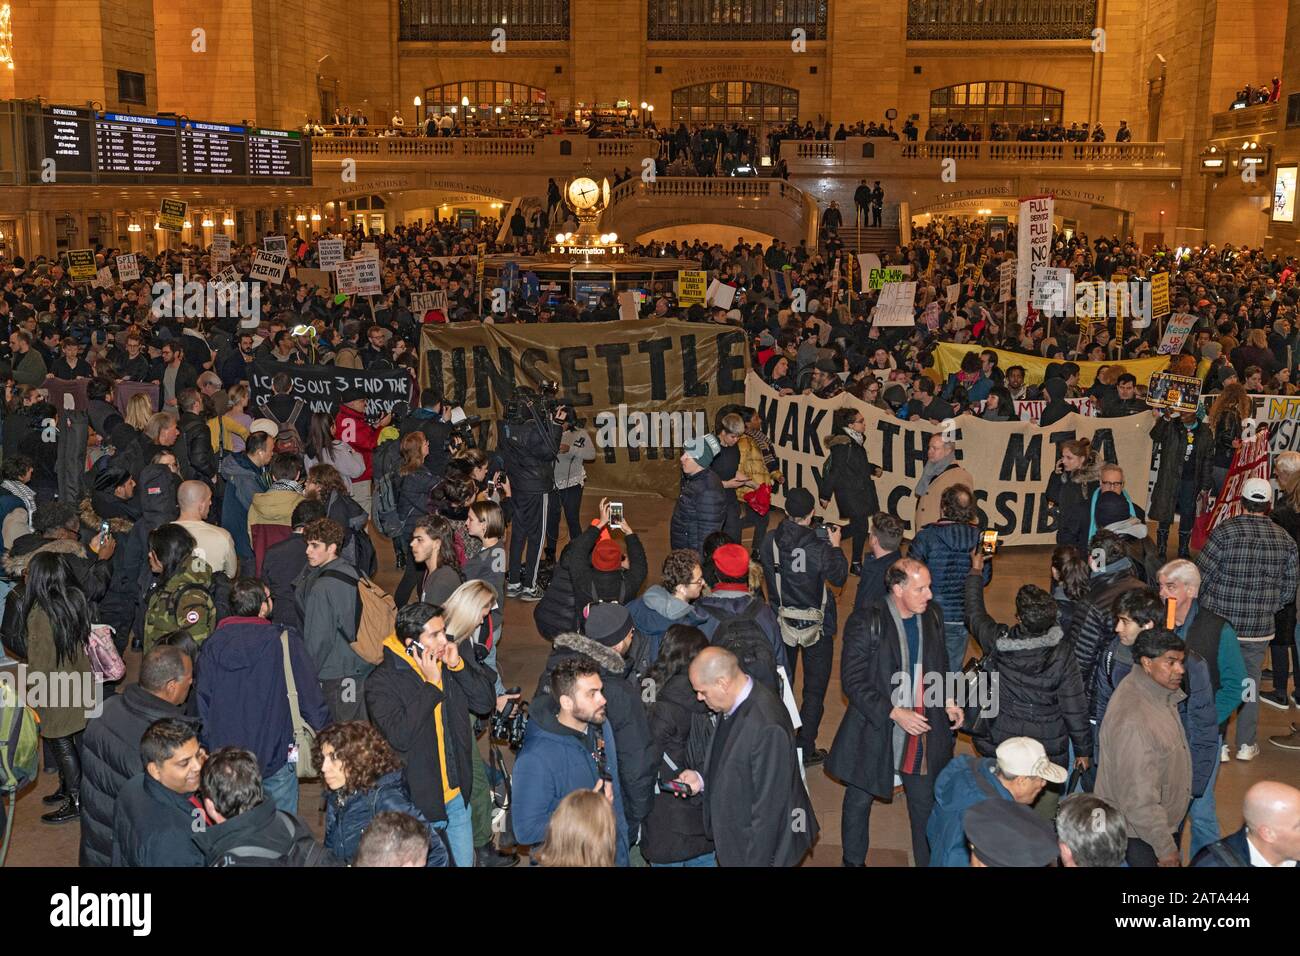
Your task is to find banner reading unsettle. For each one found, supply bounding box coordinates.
[932,342,1170,388]
[420,320,748,494]
[745,374,1154,545]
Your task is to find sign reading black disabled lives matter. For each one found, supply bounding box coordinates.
[250,357,414,419]
[419,319,748,494]
[747,374,1154,546]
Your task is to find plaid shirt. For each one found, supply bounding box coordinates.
[1196,514,1299,639]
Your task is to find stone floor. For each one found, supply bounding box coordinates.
[4,490,1296,867]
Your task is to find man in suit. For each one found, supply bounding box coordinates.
[673,647,817,867]
[827,558,963,867]
[1193,781,1300,866]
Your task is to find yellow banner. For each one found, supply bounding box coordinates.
[1151,271,1171,317]
[933,343,1170,388]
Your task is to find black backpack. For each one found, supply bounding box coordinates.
[702,599,780,694]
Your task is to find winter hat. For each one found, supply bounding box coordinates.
[591,537,624,572]
[784,487,815,519]
[686,433,721,469]
[763,355,786,379]
[1093,491,1133,528]
[1200,341,1222,361]
[583,603,634,647]
[712,543,750,580]
[757,330,776,348]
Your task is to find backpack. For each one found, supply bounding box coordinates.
[321,570,396,665]
[701,599,780,694]
[219,810,335,867]
[374,471,404,538]
[1,672,39,865]
[143,571,230,653]
[260,397,306,457]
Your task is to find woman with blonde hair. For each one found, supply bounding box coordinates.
[210,383,252,454]
[124,392,153,431]
[536,788,618,867]
[1206,382,1254,493]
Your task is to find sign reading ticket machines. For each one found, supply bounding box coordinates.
[158,199,187,232]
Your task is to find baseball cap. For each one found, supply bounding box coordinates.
[249,418,279,437]
[784,487,815,519]
[1242,477,1273,504]
[964,798,1059,867]
[995,737,1069,783]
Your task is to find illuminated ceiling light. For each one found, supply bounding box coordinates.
[0,4,13,72]
[295,213,307,221]
[555,233,565,243]
[413,95,421,107]
[127,223,141,232]
[311,212,322,221]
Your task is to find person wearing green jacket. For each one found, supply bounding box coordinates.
[1158,559,1248,859]
[9,329,47,387]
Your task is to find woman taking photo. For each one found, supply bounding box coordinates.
[393,431,438,606]
[1206,382,1253,495]
[1045,436,1101,551]
[23,552,94,824]
[304,411,365,491]
[316,721,449,866]
[641,624,715,867]
[817,406,880,575]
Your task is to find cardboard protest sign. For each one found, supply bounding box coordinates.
[250,251,289,284]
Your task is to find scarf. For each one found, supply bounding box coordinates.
[271,479,305,494]
[885,596,927,776]
[1,480,36,531]
[914,454,955,497]
[843,428,864,445]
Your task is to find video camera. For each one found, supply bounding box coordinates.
[445,406,483,449]
[505,378,565,424]
[490,692,529,750]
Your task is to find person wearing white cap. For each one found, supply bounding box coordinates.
[925,736,1068,867]
[1195,475,1299,760]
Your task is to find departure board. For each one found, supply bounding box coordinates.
[94,112,180,176]
[42,106,94,175]
[179,121,248,176]
[247,127,306,179]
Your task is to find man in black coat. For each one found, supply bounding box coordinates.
[759,488,849,764]
[365,602,496,865]
[852,513,904,613]
[111,718,207,867]
[827,558,963,867]
[673,647,817,867]
[502,400,563,599]
[535,605,656,837]
[177,389,218,482]
[79,645,194,866]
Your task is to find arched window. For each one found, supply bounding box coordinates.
[929,81,1065,132]
[671,81,798,135]
[424,81,548,118]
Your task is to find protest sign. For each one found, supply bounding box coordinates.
[263,235,288,254]
[295,267,332,291]
[410,292,438,314]
[211,234,232,262]
[1032,266,1074,316]
[678,270,707,306]
[250,358,414,419]
[618,291,641,322]
[249,251,289,284]
[998,259,1016,303]
[1017,195,1053,320]
[158,199,187,232]
[67,249,97,282]
[1146,373,1201,414]
[317,238,345,271]
[1157,313,1197,355]
[706,279,737,310]
[1151,271,1171,318]
[1195,428,1271,548]
[336,258,382,296]
[115,254,139,282]
[92,267,114,289]
[747,374,1153,544]
[945,281,961,304]
[868,266,908,290]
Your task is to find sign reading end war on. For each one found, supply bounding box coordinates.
[250,358,414,419]
[746,374,1154,545]
[419,319,749,494]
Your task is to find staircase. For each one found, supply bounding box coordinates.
[823,225,901,255]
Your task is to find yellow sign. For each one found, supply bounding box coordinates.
[933,343,1169,388]
[678,270,707,306]
[868,267,907,290]
[66,249,97,282]
[476,243,486,286]
[158,198,187,233]
[1151,271,1171,317]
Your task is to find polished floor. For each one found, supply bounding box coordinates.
[4,491,1296,867]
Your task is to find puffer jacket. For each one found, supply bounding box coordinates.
[669,468,728,556]
[323,770,449,866]
[533,523,646,640]
[641,671,716,865]
[627,585,713,662]
[909,521,991,624]
[1067,565,1148,706]
[817,433,879,519]
[536,631,656,830]
[1046,456,1102,551]
[964,574,1091,767]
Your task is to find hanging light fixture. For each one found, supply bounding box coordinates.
[200,217,215,228]
[223,215,235,226]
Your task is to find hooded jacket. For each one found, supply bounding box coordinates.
[323,769,450,866]
[925,755,1015,868]
[536,631,656,829]
[220,452,269,558]
[627,584,714,662]
[1046,454,1101,551]
[511,691,630,866]
[197,617,331,778]
[334,404,381,481]
[1039,376,1074,428]
[669,467,728,556]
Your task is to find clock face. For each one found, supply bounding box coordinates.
[568,177,600,209]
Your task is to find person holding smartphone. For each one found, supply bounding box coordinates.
[365,601,497,867]
[545,405,595,563]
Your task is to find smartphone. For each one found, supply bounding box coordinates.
[661,779,693,797]
[981,529,999,556]
[609,501,623,529]
[405,640,424,660]
[99,519,110,538]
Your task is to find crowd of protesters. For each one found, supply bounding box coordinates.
[0,207,1298,869]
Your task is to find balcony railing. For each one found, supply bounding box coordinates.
[907,0,1097,39]
[609,176,806,212]
[1210,102,1279,136]
[309,136,659,165]
[785,139,1167,165]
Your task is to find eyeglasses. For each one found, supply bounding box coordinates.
[1100,480,1124,489]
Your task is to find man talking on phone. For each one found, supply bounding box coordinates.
[366,602,497,867]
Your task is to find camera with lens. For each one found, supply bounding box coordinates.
[810,516,842,543]
[490,694,530,750]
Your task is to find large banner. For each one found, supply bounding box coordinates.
[932,343,1170,388]
[419,319,748,494]
[746,374,1154,546]
[250,358,415,419]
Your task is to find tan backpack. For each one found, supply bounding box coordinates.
[321,570,396,665]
